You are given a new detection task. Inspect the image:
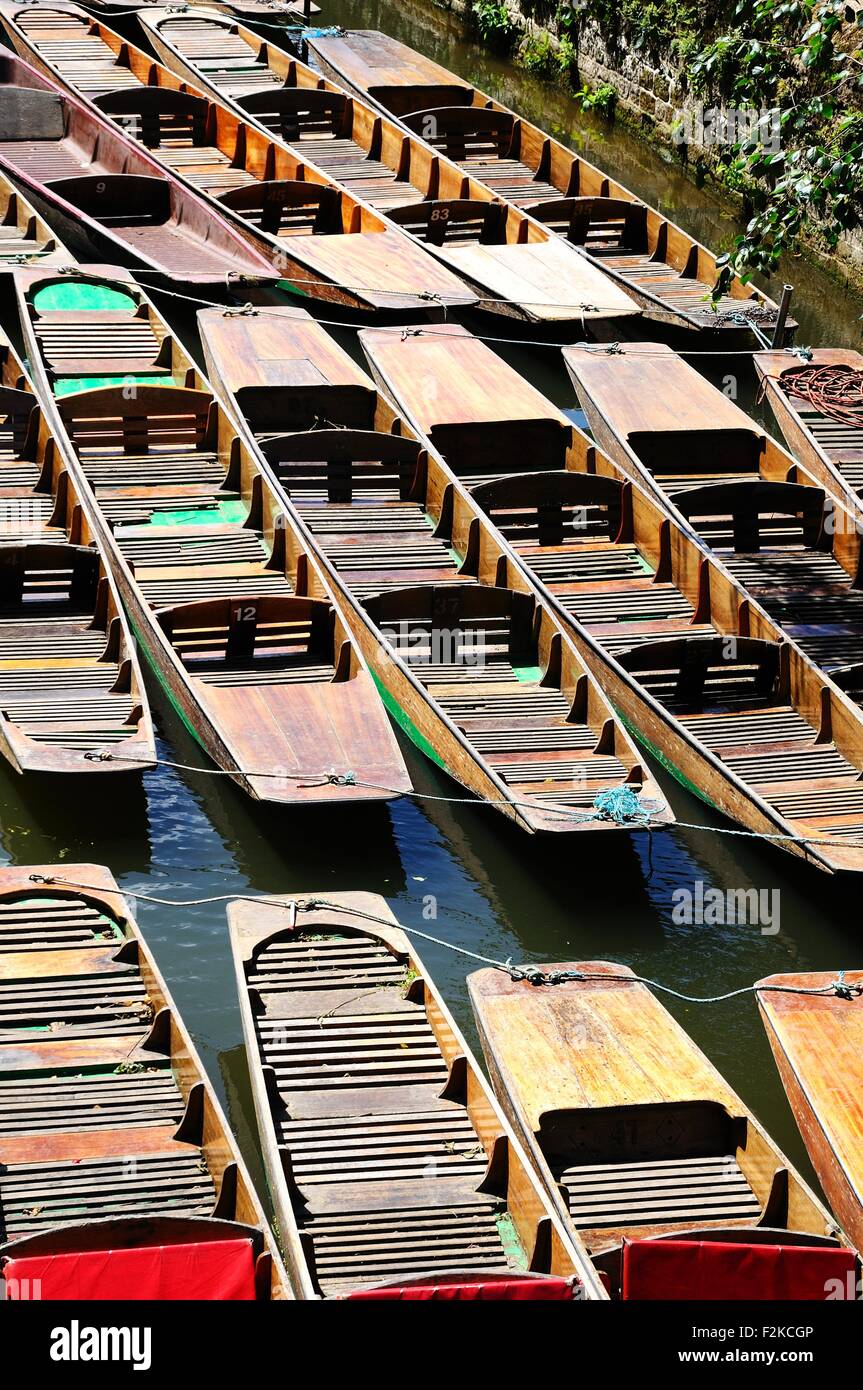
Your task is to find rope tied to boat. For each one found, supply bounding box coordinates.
[778,362,863,429]
[590,786,658,824]
[23,874,861,1007]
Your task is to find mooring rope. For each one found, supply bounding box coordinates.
[23,874,863,1003]
[778,362,863,430]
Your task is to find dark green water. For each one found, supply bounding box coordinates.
[10,0,863,1205]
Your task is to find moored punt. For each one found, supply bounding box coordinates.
[757,971,863,1256]
[0,326,154,776]
[0,4,478,318]
[564,341,863,702]
[229,891,604,1300]
[0,51,275,288]
[359,322,863,873]
[123,6,639,327]
[198,302,669,835]
[83,0,317,23]
[468,963,859,1299]
[0,863,289,1299]
[754,348,863,516]
[13,265,411,805]
[306,28,793,346]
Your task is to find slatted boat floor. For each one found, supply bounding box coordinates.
[0,885,219,1244]
[247,931,518,1297]
[558,1152,762,1234]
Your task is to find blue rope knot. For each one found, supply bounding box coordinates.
[592,786,652,824]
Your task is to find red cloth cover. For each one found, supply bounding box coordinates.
[349,1274,574,1301]
[622,1239,857,1301]
[2,1238,256,1301]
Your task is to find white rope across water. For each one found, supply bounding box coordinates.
[23,874,863,1003]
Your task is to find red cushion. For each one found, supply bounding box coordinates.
[622,1239,857,1301]
[2,1238,256,1301]
[349,1274,574,1301]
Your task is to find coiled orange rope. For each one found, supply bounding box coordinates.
[779,362,863,429]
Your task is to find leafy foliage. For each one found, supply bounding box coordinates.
[472,1,519,51]
[687,1,863,292]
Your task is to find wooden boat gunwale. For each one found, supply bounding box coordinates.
[0,861,290,1299]
[0,326,155,776]
[228,890,606,1300]
[12,265,411,805]
[0,163,72,267]
[757,969,863,1255]
[357,322,863,873]
[197,302,670,835]
[305,27,792,343]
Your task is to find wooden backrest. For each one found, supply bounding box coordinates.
[402,105,515,162]
[617,634,785,711]
[472,471,626,545]
[0,541,98,610]
[218,180,341,237]
[262,429,422,501]
[58,385,213,457]
[365,583,536,662]
[0,86,65,141]
[94,88,211,151]
[234,88,349,143]
[387,198,505,247]
[525,196,647,251]
[158,595,334,667]
[46,174,171,226]
[673,480,826,553]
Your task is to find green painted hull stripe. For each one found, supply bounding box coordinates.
[614,706,717,809]
[127,611,204,752]
[371,671,447,772]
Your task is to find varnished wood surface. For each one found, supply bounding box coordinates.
[229,891,605,1298]
[758,971,863,1252]
[0,862,290,1298]
[199,303,668,834]
[468,962,841,1257]
[13,266,411,805]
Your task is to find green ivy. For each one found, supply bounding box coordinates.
[472,0,519,51]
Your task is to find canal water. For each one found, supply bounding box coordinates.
[7,0,863,1202]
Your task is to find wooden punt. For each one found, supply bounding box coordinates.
[755,348,863,516]
[468,963,859,1299]
[123,6,639,327]
[12,265,411,805]
[306,28,794,346]
[229,890,604,1299]
[0,325,154,776]
[359,322,863,873]
[83,0,317,25]
[0,5,477,318]
[564,341,863,704]
[0,50,276,288]
[198,302,670,835]
[0,165,71,266]
[0,862,290,1299]
[757,970,863,1257]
